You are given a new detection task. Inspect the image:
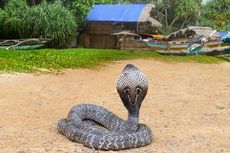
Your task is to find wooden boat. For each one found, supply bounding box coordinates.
[0,44,45,50]
[144,40,188,51]
[156,45,230,56]
[144,39,229,51]
[0,38,49,50]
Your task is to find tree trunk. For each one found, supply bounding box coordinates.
[165,9,168,28]
[168,16,179,31]
[180,15,194,29]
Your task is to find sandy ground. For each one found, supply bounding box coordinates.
[0,59,230,153]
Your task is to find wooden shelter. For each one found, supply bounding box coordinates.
[79,4,162,49]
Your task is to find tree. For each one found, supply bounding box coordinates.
[172,0,200,29]
[199,0,230,31]
[24,0,112,25]
[61,0,113,25]
[110,0,154,4]
[95,0,112,4]
[155,0,200,34]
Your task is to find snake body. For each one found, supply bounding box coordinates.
[57,64,153,150]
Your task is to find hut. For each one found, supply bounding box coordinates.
[79,4,162,49]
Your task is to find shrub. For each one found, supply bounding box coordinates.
[0,0,77,48]
[0,9,6,39]
[23,1,77,48]
[1,0,28,38]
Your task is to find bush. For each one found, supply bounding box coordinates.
[0,9,6,39]
[1,0,27,38]
[23,1,77,48]
[0,0,77,48]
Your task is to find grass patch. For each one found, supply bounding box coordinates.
[0,48,228,73]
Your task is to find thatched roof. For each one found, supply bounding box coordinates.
[165,26,218,40]
[138,4,162,28]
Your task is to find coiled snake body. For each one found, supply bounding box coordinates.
[57,64,153,150]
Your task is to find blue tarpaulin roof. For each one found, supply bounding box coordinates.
[86,4,145,22]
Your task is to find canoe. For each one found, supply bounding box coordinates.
[0,38,49,50]
[156,45,230,56]
[0,44,45,50]
[144,39,229,51]
[144,41,188,51]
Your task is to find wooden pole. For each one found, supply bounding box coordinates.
[124,36,126,50]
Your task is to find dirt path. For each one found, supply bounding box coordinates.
[0,59,230,153]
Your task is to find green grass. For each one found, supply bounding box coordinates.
[0,48,229,73]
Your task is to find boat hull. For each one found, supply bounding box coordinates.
[156,45,230,56]
[0,44,45,50]
[144,40,229,51]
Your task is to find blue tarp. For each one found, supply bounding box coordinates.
[218,32,229,37]
[86,4,145,22]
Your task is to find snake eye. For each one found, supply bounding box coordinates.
[136,87,142,95]
[124,88,130,95]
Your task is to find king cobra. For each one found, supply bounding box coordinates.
[57,64,153,150]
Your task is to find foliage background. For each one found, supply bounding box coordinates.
[0,0,76,48]
[0,0,230,48]
[198,0,230,31]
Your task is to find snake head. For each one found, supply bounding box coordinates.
[116,64,148,124]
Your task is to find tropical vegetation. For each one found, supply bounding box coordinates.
[0,0,76,48]
[0,0,229,48]
[198,0,230,31]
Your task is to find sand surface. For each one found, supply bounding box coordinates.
[0,59,230,153]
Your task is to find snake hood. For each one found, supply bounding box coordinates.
[116,64,148,124]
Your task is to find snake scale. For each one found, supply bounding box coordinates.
[57,64,153,150]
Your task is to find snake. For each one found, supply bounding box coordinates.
[57,64,153,150]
